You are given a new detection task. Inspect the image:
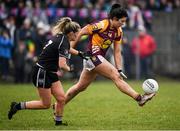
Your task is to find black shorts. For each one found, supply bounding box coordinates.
[32,65,59,89]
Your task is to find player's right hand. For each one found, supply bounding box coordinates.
[78,51,90,60]
[69,64,74,72]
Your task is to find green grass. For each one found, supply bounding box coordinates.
[0,79,180,130]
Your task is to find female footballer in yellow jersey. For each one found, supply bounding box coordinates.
[66,4,155,107]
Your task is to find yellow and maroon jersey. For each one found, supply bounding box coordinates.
[86,19,123,56]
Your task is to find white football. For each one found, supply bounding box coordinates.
[142,79,159,94]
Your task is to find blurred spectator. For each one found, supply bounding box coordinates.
[3,0,17,10]
[174,0,180,8]
[0,28,13,80]
[138,0,153,30]
[32,0,48,25]
[159,0,167,10]
[127,0,144,29]
[34,21,48,56]
[131,26,156,79]
[94,0,107,11]
[17,18,35,82]
[46,0,59,24]
[15,1,26,28]
[7,15,17,45]
[122,36,134,78]
[0,2,7,20]
[5,15,18,56]
[14,39,27,83]
[165,1,173,12]
[35,22,46,56]
[24,51,34,83]
[25,0,33,21]
[17,18,35,55]
[146,0,159,10]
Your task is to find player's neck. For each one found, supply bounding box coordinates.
[109,19,115,29]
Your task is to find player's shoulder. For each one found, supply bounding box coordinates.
[53,33,64,40]
[51,34,68,44]
[116,27,123,37]
[98,19,109,30]
[91,19,109,31]
[99,19,109,25]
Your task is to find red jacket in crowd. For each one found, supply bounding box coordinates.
[131,34,156,58]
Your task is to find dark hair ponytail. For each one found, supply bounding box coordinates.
[109,3,128,19]
[111,3,121,10]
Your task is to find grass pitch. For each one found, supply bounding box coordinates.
[0,78,180,130]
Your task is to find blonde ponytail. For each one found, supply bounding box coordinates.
[52,17,80,36]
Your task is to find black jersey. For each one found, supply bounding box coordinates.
[37,34,70,72]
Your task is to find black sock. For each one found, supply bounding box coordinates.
[16,102,26,110]
[135,95,142,102]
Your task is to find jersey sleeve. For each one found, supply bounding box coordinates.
[87,20,104,35]
[58,38,70,59]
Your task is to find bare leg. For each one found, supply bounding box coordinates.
[8,87,52,120]
[94,59,139,100]
[65,69,97,104]
[25,88,51,109]
[51,81,65,117]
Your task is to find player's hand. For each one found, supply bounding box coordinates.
[69,64,74,72]
[78,51,90,60]
[56,70,63,77]
[118,69,127,79]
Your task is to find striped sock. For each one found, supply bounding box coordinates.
[55,116,62,122]
[16,102,26,110]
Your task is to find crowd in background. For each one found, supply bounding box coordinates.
[0,0,179,83]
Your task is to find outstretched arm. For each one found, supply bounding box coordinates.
[70,25,90,49]
[114,41,127,79]
[59,57,70,71]
[113,42,122,70]
[69,25,91,60]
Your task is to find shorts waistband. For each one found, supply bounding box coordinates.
[36,63,58,74]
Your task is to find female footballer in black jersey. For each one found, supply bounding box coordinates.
[8,17,87,126]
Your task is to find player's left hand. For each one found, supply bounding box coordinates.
[118,69,127,79]
[78,51,90,60]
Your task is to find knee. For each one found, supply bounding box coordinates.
[56,95,66,105]
[110,70,120,82]
[42,101,51,109]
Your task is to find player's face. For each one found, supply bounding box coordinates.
[113,17,127,28]
[68,31,79,41]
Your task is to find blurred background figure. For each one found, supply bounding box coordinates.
[31,0,48,25]
[34,21,49,56]
[14,39,27,83]
[17,18,35,83]
[0,28,13,81]
[122,35,133,79]
[127,0,144,29]
[131,25,156,79]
